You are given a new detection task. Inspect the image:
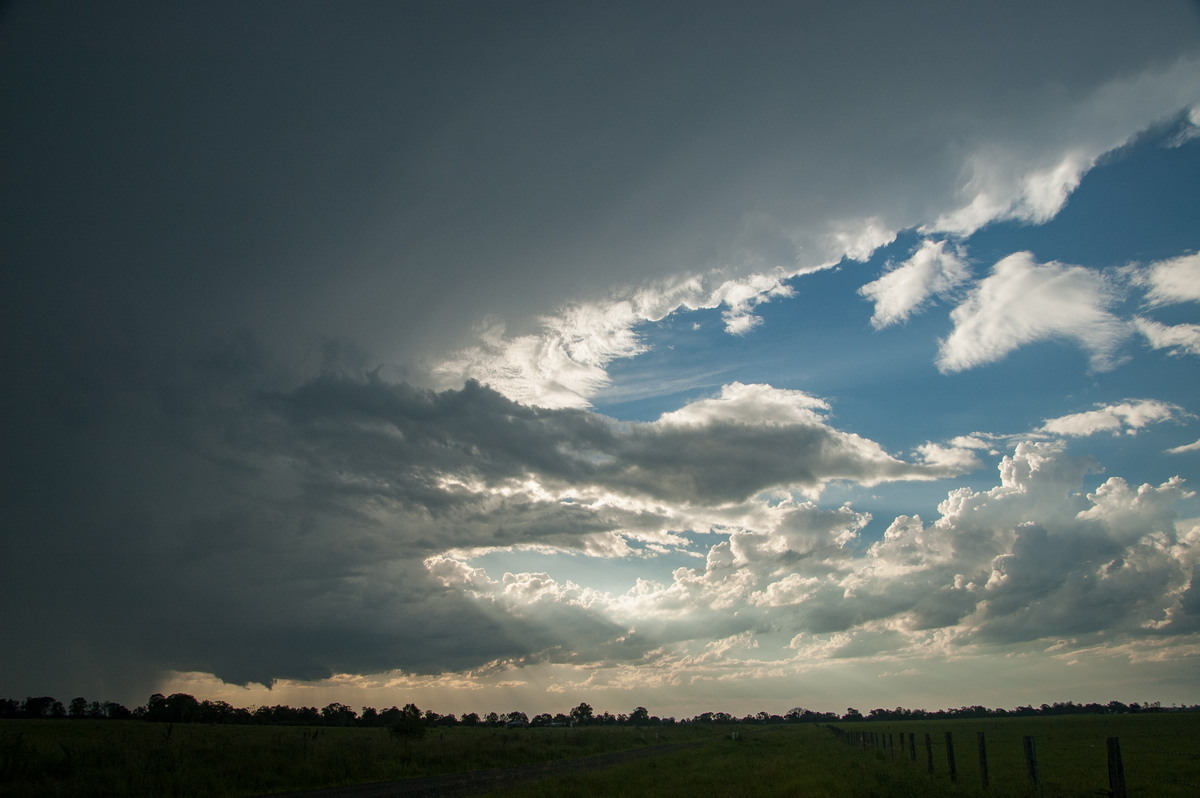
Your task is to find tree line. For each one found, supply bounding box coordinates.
[1,694,1192,728]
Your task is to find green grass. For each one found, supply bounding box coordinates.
[476,725,971,798]
[855,712,1200,797]
[475,715,1200,798]
[2,714,1197,797]
[0,721,712,797]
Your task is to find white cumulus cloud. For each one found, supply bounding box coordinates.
[937,252,1129,373]
[432,442,1199,677]
[1139,252,1200,306]
[860,238,970,328]
[1038,399,1188,437]
[1135,318,1200,357]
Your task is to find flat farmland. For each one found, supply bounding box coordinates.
[478,713,1199,798]
[850,712,1200,797]
[1,713,1197,797]
[0,721,710,797]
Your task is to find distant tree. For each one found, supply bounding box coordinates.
[360,706,380,726]
[69,697,89,718]
[460,712,481,727]
[389,703,426,739]
[505,711,528,727]
[103,701,132,720]
[146,693,200,723]
[484,712,500,726]
[146,693,168,722]
[22,696,61,718]
[628,706,650,725]
[199,700,239,724]
[531,713,553,727]
[168,693,199,723]
[569,702,593,725]
[842,707,864,722]
[321,702,357,726]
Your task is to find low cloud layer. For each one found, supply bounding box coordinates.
[11,346,1178,700]
[0,356,972,696]
[433,442,1199,682]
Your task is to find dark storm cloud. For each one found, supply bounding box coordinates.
[268,374,957,508]
[4,3,1197,368]
[0,327,952,698]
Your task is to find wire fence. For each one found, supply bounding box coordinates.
[825,721,1200,796]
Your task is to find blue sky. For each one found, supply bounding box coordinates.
[2,2,1199,718]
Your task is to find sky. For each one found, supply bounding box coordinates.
[2,1,1199,719]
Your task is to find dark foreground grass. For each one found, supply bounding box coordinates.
[0,721,712,797]
[477,714,1200,798]
[477,725,968,798]
[860,712,1200,797]
[3,713,1197,797]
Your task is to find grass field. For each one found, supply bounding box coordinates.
[852,712,1200,797]
[0,720,712,797]
[1,713,1196,797]
[478,714,1200,798]
[477,724,966,798]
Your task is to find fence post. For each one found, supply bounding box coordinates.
[908,732,916,762]
[925,732,934,773]
[977,731,989,790]
[1023,735,1040,791]
[945,731,957,783]
[1107,737,1127,798]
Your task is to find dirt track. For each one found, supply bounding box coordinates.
[259,738,713,798]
